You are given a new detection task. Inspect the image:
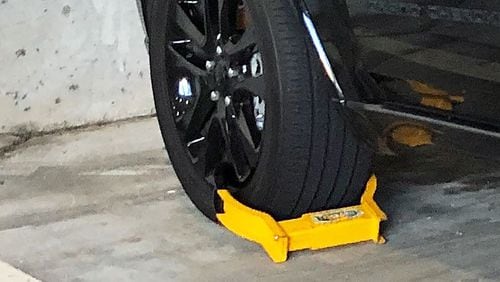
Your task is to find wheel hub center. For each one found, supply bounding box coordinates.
[213,57,230,85]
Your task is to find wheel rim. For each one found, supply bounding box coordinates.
[165,0,266,187]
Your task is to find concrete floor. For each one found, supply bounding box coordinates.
[0,118,499,281]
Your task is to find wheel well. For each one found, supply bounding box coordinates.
[137,0,149,35]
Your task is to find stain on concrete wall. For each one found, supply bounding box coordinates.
[0,0,154,134]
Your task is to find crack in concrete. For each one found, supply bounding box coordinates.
[0,134,29,158]
[0,114,156,158]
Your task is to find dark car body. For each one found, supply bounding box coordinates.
[138,0,500,159]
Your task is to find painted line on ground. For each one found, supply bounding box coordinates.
[0,260,41,282]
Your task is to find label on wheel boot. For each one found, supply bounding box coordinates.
[311,207,364,224]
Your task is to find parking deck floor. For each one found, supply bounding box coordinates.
[0,117,499,281]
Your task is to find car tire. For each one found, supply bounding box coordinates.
[147,0,373,221]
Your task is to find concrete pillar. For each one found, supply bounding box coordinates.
[0,0,154,134]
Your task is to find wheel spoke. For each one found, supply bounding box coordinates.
[189,137,209,174]
[173,3,205,47]
[190,118,225,178]
[183,87,216,141]
[236,116,260,168]
[171,3,211,68]
[226,25,257,56]
[233,74,266,98]
[225,104,258,179]
[220,0,241,43]
[204,0,222,46]
[167,46,207,77]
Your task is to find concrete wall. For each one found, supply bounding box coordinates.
[0,0,154,134]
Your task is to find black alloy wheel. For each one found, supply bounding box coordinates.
[166,0,266,188]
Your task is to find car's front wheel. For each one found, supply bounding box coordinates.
[147,0,373,220]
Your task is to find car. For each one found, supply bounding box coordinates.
[136,0,500,221]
